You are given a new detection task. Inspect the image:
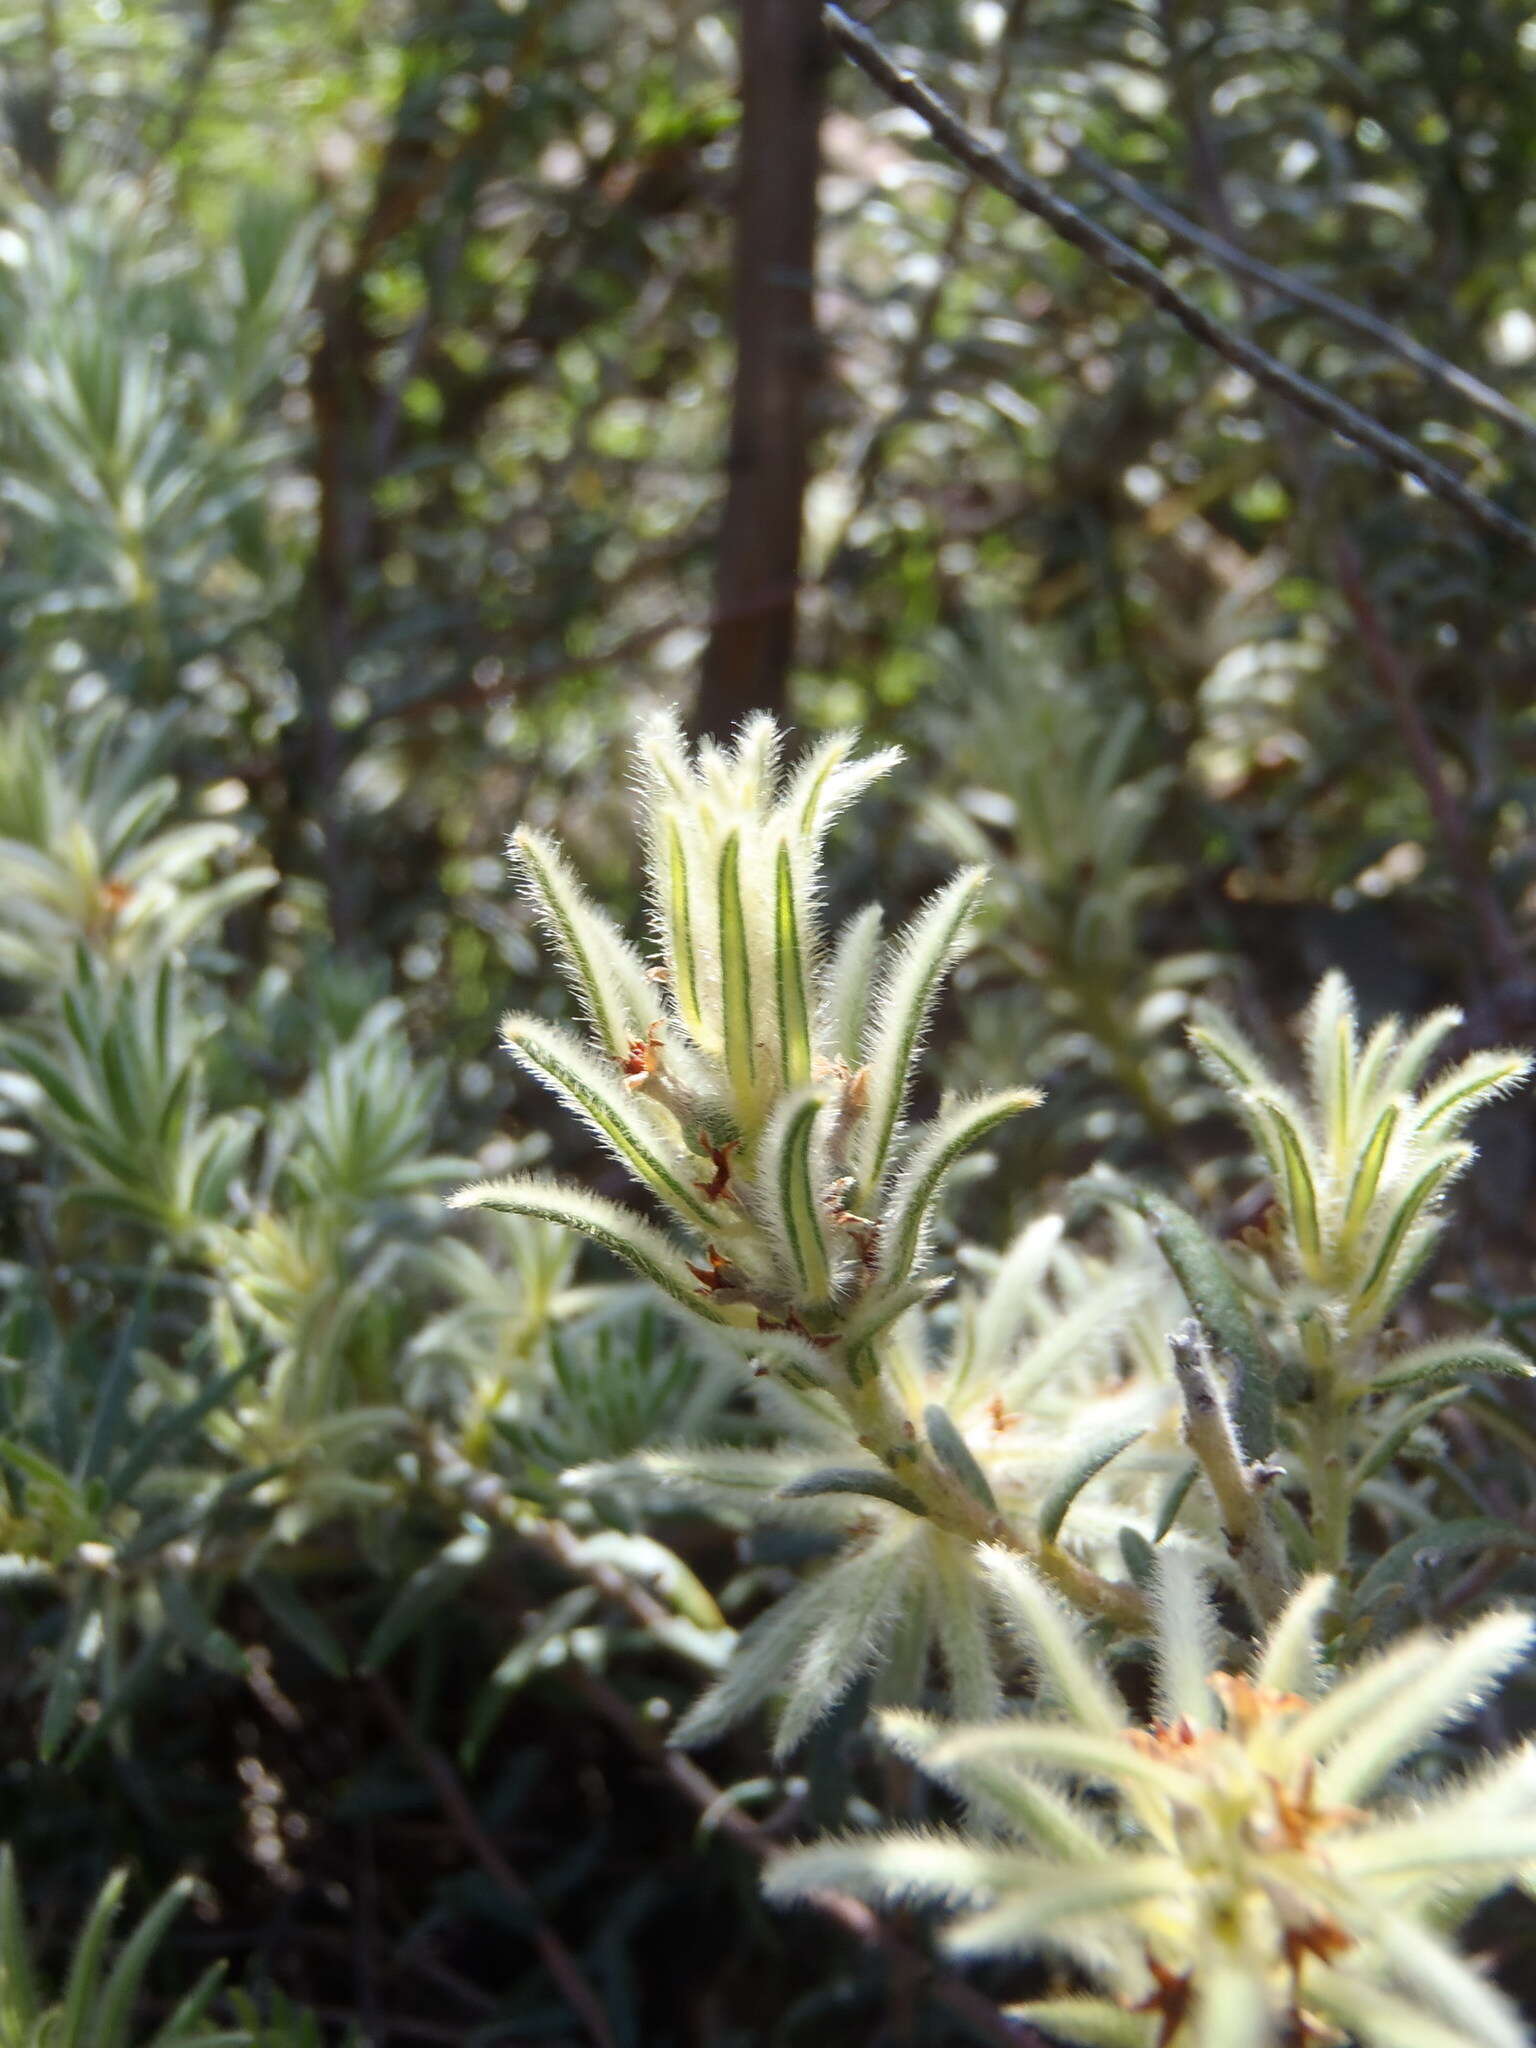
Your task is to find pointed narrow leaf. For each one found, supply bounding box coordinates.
[763,1092,835,1304]
[248,1570,350,1678]
[1372,1334,1534,1393]
[923,1403,997,1513]
[880,1089,1040,1286]
[1132,1187,1274,1454]
[1037,1426,1142,1543]
[779,1466,928,1515]
[1250,1093,1321,1261]
[511,828,655,1058]
[663,817,706,1040]
[857,868,985,1195]
[1342,1098,1400,1240]
[448,1177,740,1327]
[822,903,882,1060]
[773,842,813,1087]
[717,830,758,1111]
[1353,1148,1470,1324]
[500,1019,717,1232]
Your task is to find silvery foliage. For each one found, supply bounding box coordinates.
[770,1548,1536,2048]
[1185,972,1534,1587]
[574,1209,1202,1752]
[454,718,1189,1629]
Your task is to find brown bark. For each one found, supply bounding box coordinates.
[695,0,825,741]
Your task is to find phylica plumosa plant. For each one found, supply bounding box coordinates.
[451,716,1191,1616]
[770,1548,1536,2048]
[1188,973,1533,1579]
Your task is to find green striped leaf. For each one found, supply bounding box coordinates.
[1353,1146,1470,1325]
[857,867,985,1196]
[879,1089,1039,1286]
[450,1175,740,1326]
[1342,1097,1400,1242]
[511,828,655,1059]
[500,1017,717,1232]
[664,817,706,1041]
[773,842,814,1087]
[717,830,758,1113]
[764,1091,834,1304]
[1250,1093,1322,1263]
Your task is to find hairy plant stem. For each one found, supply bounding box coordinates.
[1293,1315,1357,1577]
[1307,1381,1356,1577]
[831,1342,1149,1628]
[1170,1321,1291,1624]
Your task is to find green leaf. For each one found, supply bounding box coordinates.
[1354,1147,1470,1325]
[1038,1426,1142,1543]
[663,818,705,1041]
[879,1089,1040,1286]
[822,903,882,1060]
[0,1847,40,2032]
[159,1576,247,1676]
[1371,1334,1534,1393]
[1250,1093,1321,1262]
[1342,1098,1399,1240]
[778,1465,928,1515]
[80,1280,156,1484]
[1152,1458,1198,1542]
[58,1868,127,2048]
[500,1020,718,1233]
[1352,1385,1467,1488]
[924,1403,997,1513]
[449,1176,740,1327]
[857,867,985,1195]
[1353,1517,1536,1618]
[1414,1049,1531,1135]
[361,1528,491,1672]
[762,1091,834,1303]
[773,841,813,1088]
[96,1878,193,2048]
[511,827,655,1059]
[462,1587,599,1766]
[717,829,758,1112]
[104,1355,259,1508]
[1132,1187,1275,1454]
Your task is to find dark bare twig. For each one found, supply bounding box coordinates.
[570,1669,1045,2048]
[1334,537,1524,986]
[1072,147,1536,451]
[824,0,1032,580]
[821,4,1536,560]
[370,1678,620,2048]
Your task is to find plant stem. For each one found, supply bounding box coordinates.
[1171,1321,1291,1623]
[833,1344,1149,1628]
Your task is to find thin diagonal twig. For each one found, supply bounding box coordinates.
[370,1679,620,2048]
[570,1668,1044,2047]
[1071,145,1536,451]
[821,4,1536,560]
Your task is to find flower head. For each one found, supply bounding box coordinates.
[1191,972,1530,1346]
[452,714,1036,1368]
[768,1550,1536,2048]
